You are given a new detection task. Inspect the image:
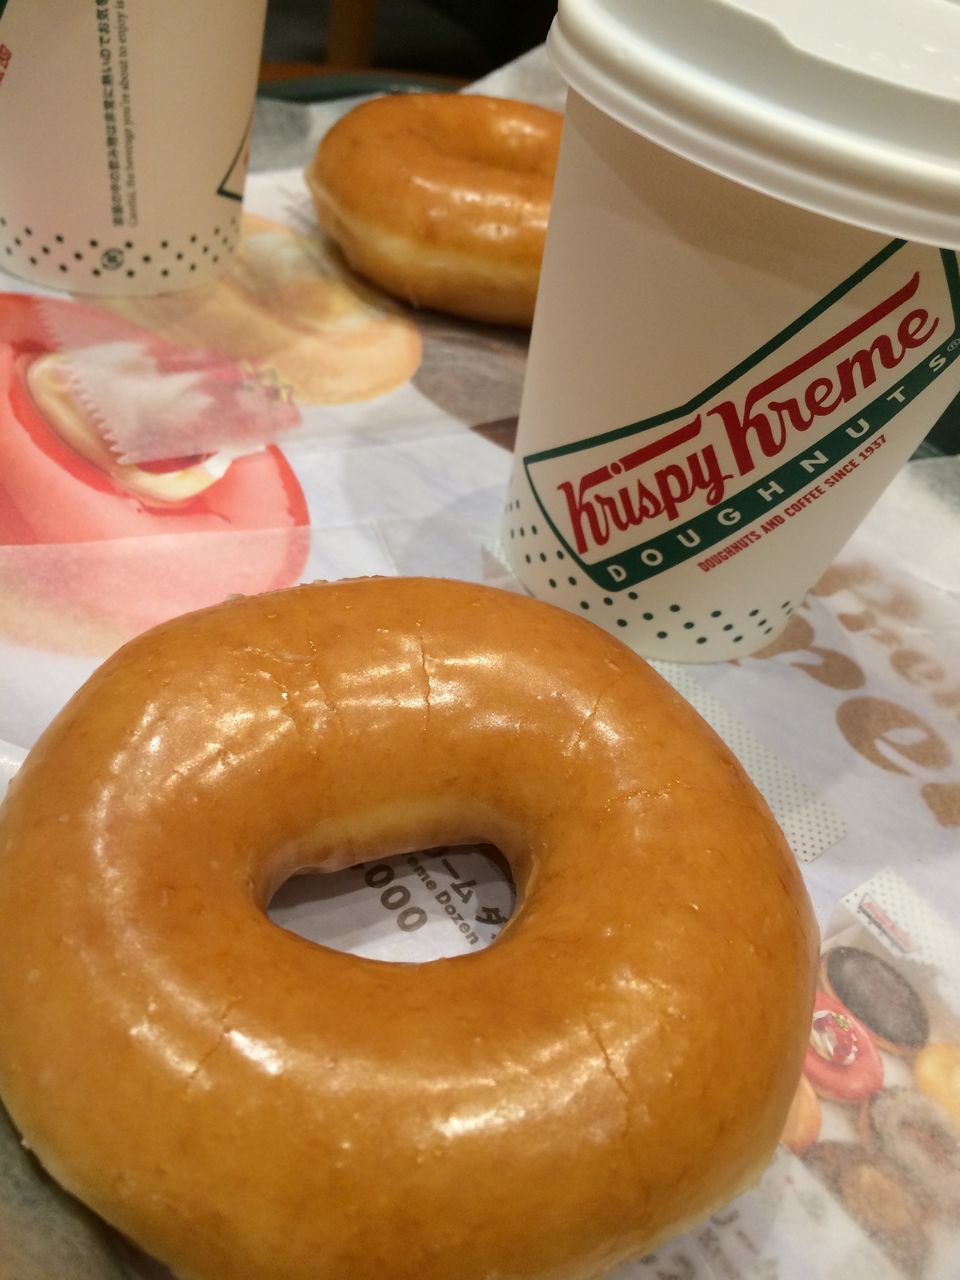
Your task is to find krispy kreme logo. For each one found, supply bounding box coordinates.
[524,242,960,590]
[857,896,916,953]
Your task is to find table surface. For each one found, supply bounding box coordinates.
[0,44,958,1280]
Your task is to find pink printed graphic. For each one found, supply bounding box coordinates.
[0,294,309,651]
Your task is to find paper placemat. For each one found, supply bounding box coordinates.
[0,39,956,1280]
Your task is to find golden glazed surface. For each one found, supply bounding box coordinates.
[0,578,818,1280]
[307,95,562,326]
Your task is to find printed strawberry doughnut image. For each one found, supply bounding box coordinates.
[0,294,309,652]
[802,991,884,1103]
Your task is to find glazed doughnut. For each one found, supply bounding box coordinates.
[307,94,562,326]
[0,578,818,1280]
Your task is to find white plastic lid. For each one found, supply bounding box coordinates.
[548,0,960,247]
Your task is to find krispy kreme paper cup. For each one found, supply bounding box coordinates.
[0,0,266,297]
[504,0,960,661]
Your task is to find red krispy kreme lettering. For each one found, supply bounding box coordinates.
[710,274,937,476]
[557,427,729,555]
[554,271,942,557]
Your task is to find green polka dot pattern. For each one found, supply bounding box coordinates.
[0,214,242,291]
[501,493,795,658]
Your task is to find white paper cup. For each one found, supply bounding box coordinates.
[504,0,960,661]
[0,0,267,297]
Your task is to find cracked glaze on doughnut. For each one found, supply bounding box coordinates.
[0,578,817,1280]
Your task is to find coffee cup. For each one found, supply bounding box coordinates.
[504,0,960,660]
[0,0,267,297]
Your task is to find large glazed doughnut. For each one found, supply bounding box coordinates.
[0,578,818,1280]
[307,95,562,326]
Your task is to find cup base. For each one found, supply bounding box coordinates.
[0,210,243,298]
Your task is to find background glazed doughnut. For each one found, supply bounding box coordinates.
[307,94,562,326]
[0,578,818,1280]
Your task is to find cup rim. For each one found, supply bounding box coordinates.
[548,0,960,249]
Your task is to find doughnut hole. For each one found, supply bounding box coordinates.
[268,843,516,962]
